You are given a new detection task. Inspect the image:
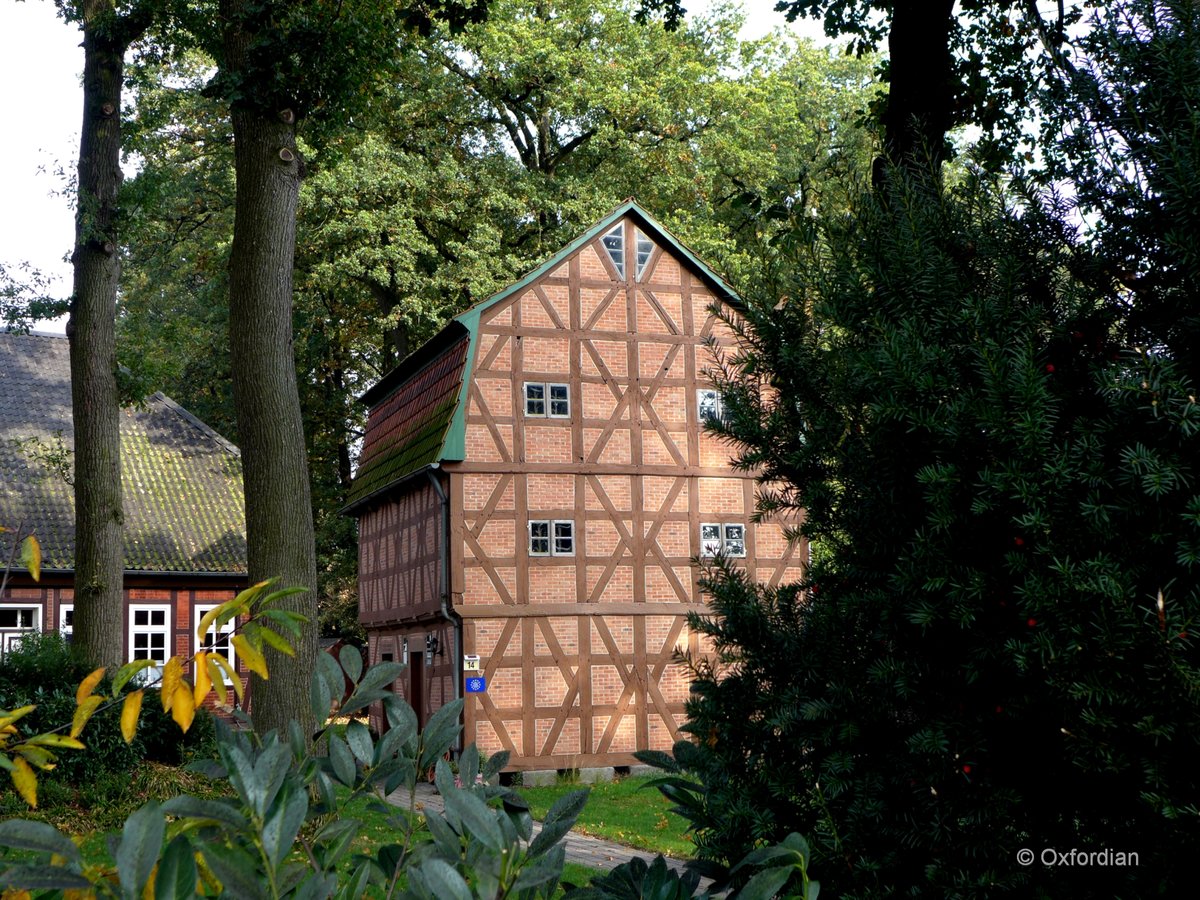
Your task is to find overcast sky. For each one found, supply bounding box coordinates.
[0,1,823,334]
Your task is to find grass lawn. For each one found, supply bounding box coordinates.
[517,774,694,859]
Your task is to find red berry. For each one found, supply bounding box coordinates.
[995,705,1003,714]
[962,765,972,774]
[1179,632,1189,639]
[1013,537,1025,547]
[1027,617,1038,627]
[1045,364,1055,373]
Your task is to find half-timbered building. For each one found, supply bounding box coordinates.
[346,202,806,771]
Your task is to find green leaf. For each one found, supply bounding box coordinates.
[201,844,262,900]
[411,858,472,900]
[310,666,333,725]
[418,699,464,771]
[161,796,248,831]
[116,801,165,900]
[339,644,363,683]
[0,866,92,890]
[0,819,82,864]
[529,787,589,858]
[262,786,308,870]
[443,785,502,850]
[328,733,357,786]
[259,627,296,657]
[316,650,345,699]
[346,720,374,766]
[736,866,794,900]
[155,835,198,900]
[251,741,293,819]
[511,845,565,892]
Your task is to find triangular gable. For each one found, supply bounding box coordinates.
[347,201,742,511]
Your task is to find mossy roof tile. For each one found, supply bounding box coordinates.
[0,332,246,574]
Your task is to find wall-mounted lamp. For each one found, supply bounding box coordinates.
[426,634,441,660]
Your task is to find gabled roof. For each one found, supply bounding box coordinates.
[0,332,247,575]
[345,201,742,514]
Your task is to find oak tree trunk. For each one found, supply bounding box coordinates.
[221,0,320,737]
[69,3,132,670]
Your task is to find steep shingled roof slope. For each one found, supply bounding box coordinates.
[344,326,470,511]
[0,332,247,574]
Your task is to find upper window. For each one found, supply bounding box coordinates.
[698,389,729,424]
[525,382,569,418]
[602,224,625,278]
[195,604,237,683]
[635,229,654,280]
[700,523,747,558]
[530,520,575,556]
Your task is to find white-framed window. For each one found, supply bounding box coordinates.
[0,605,41,655]
[525,382,570,417]
[601,223,625,278]
[635,229,654,280]
[698,389,729,424]
[700,523,747,558]
[129,604,171,685]
[194,604,237,683]
[59,603,73,640]
[529,520,574,556]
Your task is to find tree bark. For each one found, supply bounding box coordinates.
[69,1,132,670]
[221,0,320,738]
[876,0,958,181]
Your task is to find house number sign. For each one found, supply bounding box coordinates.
[464,655,481,671]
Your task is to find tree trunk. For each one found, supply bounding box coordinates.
[222,0,320,738]
[69,2,130,670]
[876,0,958,180]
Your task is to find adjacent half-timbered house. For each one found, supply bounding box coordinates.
[346,202,806,770]
[0,332,247,690]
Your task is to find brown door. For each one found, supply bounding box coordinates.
[410,651,425,730]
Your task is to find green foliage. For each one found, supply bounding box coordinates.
[649,117,1200,900]
[0,650,590,898]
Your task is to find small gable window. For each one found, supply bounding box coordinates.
[530,520,574,556]
[635,229,654,280]
[602,224,625,278]
[526,382,569,417]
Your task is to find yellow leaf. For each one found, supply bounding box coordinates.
[10,756,37,807]
[161,657,183,711]
[232,634,268,680]
[20,535,41,582]
[71,695,103,739]
[0,705,37,731]
[16,744,57,770]
[193,653,212,707]
[3,888,33,900]
[121,690,144,744]
[75,667,107,705]
[205,655,227,708]
[211,653,242,702]
[196,598,240,645]
[171,684,195,733]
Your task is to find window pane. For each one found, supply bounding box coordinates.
[0,610,15,628]
[635,230,654,280]
[135,610,149,626]
[698,390,720,422]
[723,524,746,557]
[530,521,550,555]
[700,523,721,557]
[602,225,625,278]
[549,384,569,417]
[525,383,546,416]
[553,521,574,555]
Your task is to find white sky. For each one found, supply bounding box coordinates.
[0,1,822,335]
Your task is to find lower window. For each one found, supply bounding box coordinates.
[129,604,171,685]
[194,604,237,682]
